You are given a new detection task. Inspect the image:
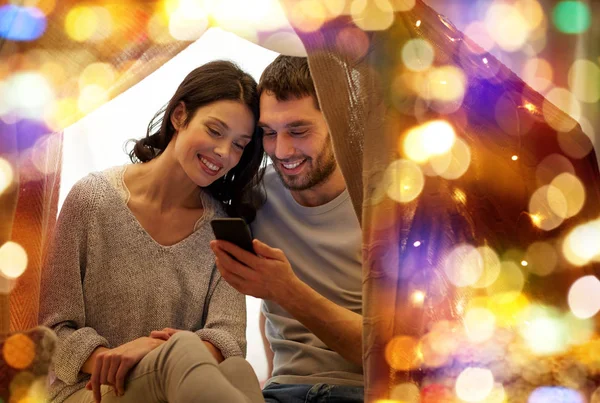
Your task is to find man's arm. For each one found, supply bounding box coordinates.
[259,312,274,377]
[212,239,363,367]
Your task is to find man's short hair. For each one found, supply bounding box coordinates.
[257,55,320,110]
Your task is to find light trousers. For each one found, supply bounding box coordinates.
[64,331,264,403]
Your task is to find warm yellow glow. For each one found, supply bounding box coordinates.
[425,66,466,102]
[487,261,525,299]
[488,292,530,327]
[0,158,14,195]
[525,242,557,277]
[432,137,471,180]
[401,39,434,72]
[65,6,111,42]
[568,59,600,103]
[562,219,600,266]
[290,0,328,32]
[24,0,57,15]
[79,63,116,91]
[528,185,566,231]
[519,305,568,355]
[511,155,519,161]
[535,153,575,186]
[210,0,288,38]
[418,332,450,368]
[148,12,173,44]
[323,0,346,18]
[485,3,530,52]
[543,88,581,132]
[429,320,463,356]
[385,159,425,203]
[550,173,585,218]
[262,31,308,57]
[46,97,79,131]
[3,334,35,370]
[514,0,544,30]
[411,290,425,305]
[444,244,482,287]
[351,0,395,31]
[473,246,501,288]
[168,1,209,41]
[415,19,421,27]
[522,58,553,93]
[455,367,494,402]
[0,241,28,279]
[521,260,528,266]
[78,85,109,114]
[385,335,421,371]
[389,383,420,402]
[452,188,467,204]
[391,0,416,11]
[464,307,496,343]
[568,275,600,319]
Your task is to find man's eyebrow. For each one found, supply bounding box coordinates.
[286,120,313,128]
[257,122,270,129]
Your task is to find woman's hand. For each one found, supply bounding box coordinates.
[149,327,182,341]
[85,337,164,402]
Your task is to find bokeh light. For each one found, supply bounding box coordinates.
[432,137,471,180]
[473,246,501,288]
[444,244,482,287]
[552,1,591,34]
[549,172,585,218]
[335,27,370,60]
[389,382,420,402]
[529,386,584,403]
[79,63,116,92]
[515,0,544,31]
[402,120,456,163]
[423,66,467,102]
[4,72,54,121]
[2,333,35,369]
[290,0,327,33]
[568,276,600,319]
[528,185,567,231]
[543,88,581,132]
[0,4,47,41]
[262,31,308,57]
[562,219,600,266]
[463,21,495,52]
[401,39,435,72]
[535,153,575,186]
[519,305,568,355]
[568,59,600,103]
[385,335,421,371]
[350,0,395,32]
[0,241,28,279]
[0,158,14,195]
[168,2,209,41]
[464,306,496,343]
[524,242,557,277]
[384,159,425,203]
[522,58,553,93]
[455,367,494,402]
[65,6,112,42]
[485,3,530,52]
[487,261,525,298]
[78,84,109,114]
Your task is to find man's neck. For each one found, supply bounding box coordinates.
[289,167,347,207]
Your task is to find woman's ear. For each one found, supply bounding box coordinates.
[171,101,187,131]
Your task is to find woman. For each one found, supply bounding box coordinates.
[39,61,265,403]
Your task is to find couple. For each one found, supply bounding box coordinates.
[39,56,363,403]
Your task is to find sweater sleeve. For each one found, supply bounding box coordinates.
[39,175,110,385]
[195,273,247,358]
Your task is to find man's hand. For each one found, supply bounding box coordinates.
[210,239,299,302]
[85,337,164,402]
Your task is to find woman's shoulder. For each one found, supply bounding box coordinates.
[62,166,125,211]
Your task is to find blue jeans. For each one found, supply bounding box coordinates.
[263,383,364,403]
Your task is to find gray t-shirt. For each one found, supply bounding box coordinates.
[251,165,363,387]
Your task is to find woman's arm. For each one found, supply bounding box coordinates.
[194,274,247,360]
[39,175,111,385]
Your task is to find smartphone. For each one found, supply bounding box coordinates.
[210,218,256,255]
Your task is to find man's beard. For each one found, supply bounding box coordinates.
[271,138,337,191]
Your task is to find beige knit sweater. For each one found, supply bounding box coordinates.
[39,166,247,402]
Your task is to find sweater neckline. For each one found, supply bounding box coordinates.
[102,166,208,250]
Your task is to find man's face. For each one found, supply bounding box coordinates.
[258,93,337,191]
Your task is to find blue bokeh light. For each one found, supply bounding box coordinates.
[0,5,47,41]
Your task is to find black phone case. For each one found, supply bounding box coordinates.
[210,218,255,254]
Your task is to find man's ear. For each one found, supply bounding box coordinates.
[171,101,187,131]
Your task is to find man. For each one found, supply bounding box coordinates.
[211,55,363,402]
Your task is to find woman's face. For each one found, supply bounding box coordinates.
[172,100,255,187]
